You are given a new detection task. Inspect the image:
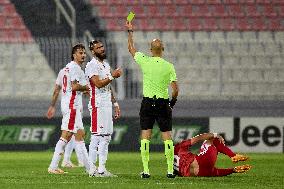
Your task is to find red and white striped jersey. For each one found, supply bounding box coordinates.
[59,61,86,112]
[85,57,112,109]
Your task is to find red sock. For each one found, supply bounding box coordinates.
[213,138,235,157]
[211,168,234,177]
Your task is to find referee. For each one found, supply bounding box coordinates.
[126,21,179,178]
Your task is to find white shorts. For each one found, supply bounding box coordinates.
[61,109,84,133]
[89,106,113,135]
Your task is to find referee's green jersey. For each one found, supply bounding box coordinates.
[134,52,177,99]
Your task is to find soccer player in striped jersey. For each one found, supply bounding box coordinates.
[85,40,122,177]
[174,133,252,177]
[47,44,94,175]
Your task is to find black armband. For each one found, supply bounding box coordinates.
[127,29,133,33]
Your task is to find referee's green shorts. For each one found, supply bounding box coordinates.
[139,97,172,132]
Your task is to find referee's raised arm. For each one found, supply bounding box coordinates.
[126,21,137,57]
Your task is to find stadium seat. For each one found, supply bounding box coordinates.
[147,5,163,17]
[203,18,218,31]
[0,4,17,16]
[95,5,113,18]
[218,18,234,31]
[211,4,228,17]
[193,5,211,17]
[235,18,251,30]
[131,6,146,18]
[188,0,206,5]
[210,32,225,43]
[175,18,187,31]
[261,4,277,17]
[245,5,261,17]
[206,0,221,4]
[164,5,178,17]
[227,5,245,17]
[113,5,128,17]
[258,32,274,42]
[194,31,210,42]
[251,18,267,30]
[222,0,238,4]
[188,18,203,31]
[267,18,282,30]
[175,0,188,5]
[239,0,255,4]
[179,5,194,17]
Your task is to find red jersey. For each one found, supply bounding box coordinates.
[174,139,196,177]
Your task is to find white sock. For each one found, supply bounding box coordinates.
[98,135,111,173]
[49,137,67,170]
[63,135,75,163]
[75,140,90,172]
[89,135,100,166]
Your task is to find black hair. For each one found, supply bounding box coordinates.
[89,40,101,51]
[71,43,85,60]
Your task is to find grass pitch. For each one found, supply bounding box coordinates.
[0,152,283,189]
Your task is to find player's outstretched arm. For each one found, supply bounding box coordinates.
[126,21,137,57]
[46,84,61,119]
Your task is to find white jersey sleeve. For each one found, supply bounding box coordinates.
[55,69,64,86]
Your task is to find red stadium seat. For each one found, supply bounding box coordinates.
[255,0,271,4]
[139,0,155,5]
[235,18,251,30]
[175,18,187,31]
[153,18,170,31]
[179,5,194,17]
[206,0,221,4]
[188,18,203,31]
[279,6,284,16]
[1,4,17,16]
[8,17,25,29]
[0,16,5,28]
[131,6,146,18]
[138,19,155,31]
[245,5,261,17]
[262,4,277,17]
[211,4,228,17]
[193,5,211,17]
[175,0,188,5]
[272,0,284,5]
[218,18,234,30]
[227,5,245,17]
[147,5,163,17]
[188,0,205,4]
[203,18,218,30]
[238,0,255,4]
[20,30,33,43]
[164,5,178,17]
[0,0,10,4]
[267,17,282,30]
[95,5,113,18]
[113,5,127,17]
[222,0,238,4]
[105,19,121,31]
[251,17,267,30]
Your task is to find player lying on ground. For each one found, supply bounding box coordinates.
[174,133,252,177]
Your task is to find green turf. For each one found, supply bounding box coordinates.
[0,152,283,189]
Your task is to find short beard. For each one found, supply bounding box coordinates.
[95,53,106,60]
